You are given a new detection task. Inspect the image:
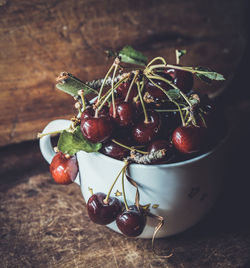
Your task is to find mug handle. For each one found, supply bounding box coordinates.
[39,119,80,185]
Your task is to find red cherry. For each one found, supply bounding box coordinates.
[172,125,207,154]
[116,205,146,237]
[145,73,173,100]
[116,82,137,101]
[147,139,175,163]
[100,140,130,160]
[165,68,193,93]
[132,111,161,144]
[109,100,134,127]
[81,106,109,123]
[50,152,78,185]
[81,117,113,143]
[87,192,123,225]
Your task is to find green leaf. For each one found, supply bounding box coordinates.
[167,89,181,100]
[194,67,225,83]
[56,73,98,98]
[57,126,102,155]
[118,46,148,66]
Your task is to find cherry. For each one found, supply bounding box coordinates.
[50,152,78,185]
[81,106,109,123]
[147,139,175,163]
[165,68,193,93]
[87,192,123,225]
[81,117,113,143]
[100,140,130,160]
[145,72,173,100]
[116,82,137,101]
[116,205,146,237]
[172,125,208,154]
[109,100,134,127]
[132,111,161,144]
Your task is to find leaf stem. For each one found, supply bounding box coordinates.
[37,130,64,139]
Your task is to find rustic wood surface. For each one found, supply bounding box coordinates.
[1,61,250,267]
[0,0,248,147]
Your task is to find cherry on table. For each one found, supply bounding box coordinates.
[116,205,146,237]
[50,152,78,185]
[87,192,123,225]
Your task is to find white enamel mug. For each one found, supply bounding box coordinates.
[40,119,227,238]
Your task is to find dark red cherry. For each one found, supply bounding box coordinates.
[165,68,193,93]
[87,192,123,225]
[132,111,161,144]
[81,117,113,143]
[147,139,175,164]
[81,106,109,123]
[116,205,146,237]
[109,100,134,127]
[100,140,129,160]
[116,82,138,101]
[172,125,207,154]
[50,152,78,185]
[145,72,173,100]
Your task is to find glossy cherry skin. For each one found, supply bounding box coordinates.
[50,152,78,185]
[165,68,193,93]
[100,140,130,160]
[172,125,207,154]
[116,82,138,101]
[81,117,113,143]
[87,192,123,225]
[147,139,175,164]
[116,205,146,237]
[132,111,161,144]
[145,73,173,100]
[81,106,109,123]
[109,101,134,127]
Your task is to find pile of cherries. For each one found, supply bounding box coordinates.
[49,56,227,237]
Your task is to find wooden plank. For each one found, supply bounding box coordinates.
[0,0,248,146]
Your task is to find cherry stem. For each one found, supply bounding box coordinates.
[111,139,148,155]
[124,70,138,102]
[96,74,129,107]
[103,163,128,204]
[121,162,129,211]
[155,107,189,112]
[111,64,118,118]
[97,62,115,103]
[136,80,149,124]
[146,56,167,68]
[37,129,64,138]
[146,77,186,126]
[78,90,86,111]
[175,49,180,65]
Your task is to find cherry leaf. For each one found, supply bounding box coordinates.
[167,89,181,100]
[56,72,97,98]
[194,67,225,83]
[57,126,102,155]
[118,46,148,66]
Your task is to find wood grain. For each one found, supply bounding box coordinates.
[0,0,248,146]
